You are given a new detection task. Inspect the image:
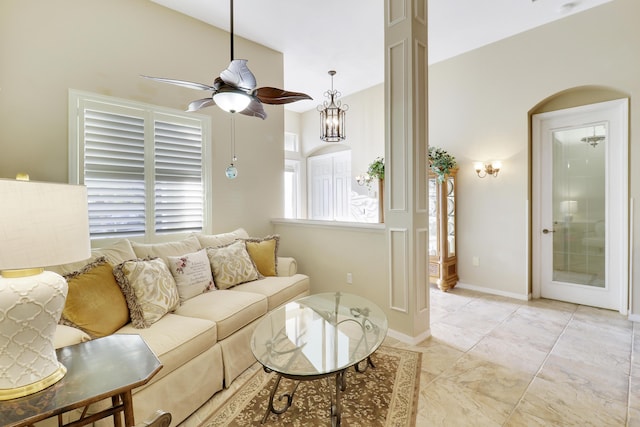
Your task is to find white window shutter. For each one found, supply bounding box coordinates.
[153,117,204,234]
[84,109,146,238]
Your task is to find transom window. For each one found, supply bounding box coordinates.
[69,90,212,240]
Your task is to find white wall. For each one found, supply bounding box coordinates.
[428,0,640,304]
[280,0,640,333]
[0,0,285,238]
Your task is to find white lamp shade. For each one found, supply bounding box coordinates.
[560,200,579,215]
[0,179,91,270]
[0,179,90,399]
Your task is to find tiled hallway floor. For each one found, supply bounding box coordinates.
[388,284,638,426]
[184,285,638,426]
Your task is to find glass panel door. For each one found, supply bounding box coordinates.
[552,123,606,288]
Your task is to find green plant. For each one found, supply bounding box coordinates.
[428,146,457,183]
[367,157,385,181]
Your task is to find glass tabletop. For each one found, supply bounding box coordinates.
[251,292,388,377]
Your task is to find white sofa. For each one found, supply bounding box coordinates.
[47,228,310,426]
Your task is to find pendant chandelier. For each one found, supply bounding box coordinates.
[318,70,348,142]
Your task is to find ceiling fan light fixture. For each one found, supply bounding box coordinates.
[213,88,251,113]
[141,0,310,118]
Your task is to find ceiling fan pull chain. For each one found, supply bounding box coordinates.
[225,114,239,179]
[231,114,237,162]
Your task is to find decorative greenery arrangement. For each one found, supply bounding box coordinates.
[367,157,385,181]
[428,146,457,183]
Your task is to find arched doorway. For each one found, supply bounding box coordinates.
[530,86,629,313]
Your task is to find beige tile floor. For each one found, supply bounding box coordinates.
[394,284,638,427]
[182,285,638,426]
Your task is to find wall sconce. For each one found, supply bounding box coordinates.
[474,161,501,178]
[355,173,371,186]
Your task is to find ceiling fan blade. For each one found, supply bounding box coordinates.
[255,87,312,105]
[186,97,216,112]
[141,75,215,92]
[220,59,257,91]
[238,98,267,120]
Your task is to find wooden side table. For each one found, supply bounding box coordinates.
[0,334,162,427]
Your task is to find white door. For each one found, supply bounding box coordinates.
[307,151,352,220]
[532,99,628,313]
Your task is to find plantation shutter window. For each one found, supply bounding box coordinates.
[70,90,211,240]
[154,117,204,234]
[83,109,147,238]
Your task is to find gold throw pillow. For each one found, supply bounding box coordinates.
[62,258,129,338]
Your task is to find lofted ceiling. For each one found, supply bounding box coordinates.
[150,0,613,113]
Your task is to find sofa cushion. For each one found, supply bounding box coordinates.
[194,228,249,248]
[46,239,137,276]
[206,241,261,290]
[130,235,201,265]
[234,274,311,310]
[166,249,215,303]
[114,258,180,328]
[174,290,267,340]
[243,235,279,277]
[54,325,91,349]
[116,313,217,384]
[61,258,129,338]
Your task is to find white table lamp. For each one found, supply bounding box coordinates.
[0,179,90,400]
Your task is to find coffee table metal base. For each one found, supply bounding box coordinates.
[261,356,375,427]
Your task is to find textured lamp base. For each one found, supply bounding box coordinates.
[0,270,68,400]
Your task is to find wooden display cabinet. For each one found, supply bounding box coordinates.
[428,169,458,291]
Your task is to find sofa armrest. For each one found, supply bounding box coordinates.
[277,257,297,277]
[54,325,91,349]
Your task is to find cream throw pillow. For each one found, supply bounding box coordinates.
[206,240,261,289]
[114,258,180,328]
[167,249,215,302]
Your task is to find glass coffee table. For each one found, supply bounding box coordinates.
[251,292,387,426]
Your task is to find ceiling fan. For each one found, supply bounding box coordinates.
[142,0,311,119]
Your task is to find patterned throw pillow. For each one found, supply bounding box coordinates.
[167,249,215,303]
[113,258,180,328]
[206,240,261,290]
[62,257,129,338]
[243,235,279,276]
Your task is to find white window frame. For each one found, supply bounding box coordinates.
[284,132,301,219]
[284,159,301,218]
[69,89,212,241]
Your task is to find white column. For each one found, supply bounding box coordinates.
[384,0,429,340]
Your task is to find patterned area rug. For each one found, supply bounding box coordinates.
[203,346,421,426]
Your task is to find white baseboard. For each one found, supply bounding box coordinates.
[387,328,431,346]
[455,282,531,301]
[627,313,640,323]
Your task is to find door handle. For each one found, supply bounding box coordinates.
[542,228,556,234]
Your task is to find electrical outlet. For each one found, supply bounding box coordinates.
[346,272,353,284]
[472,256,480,267]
